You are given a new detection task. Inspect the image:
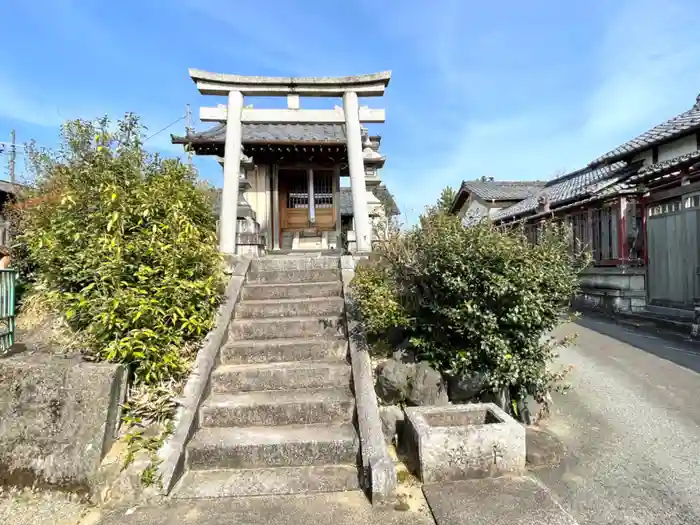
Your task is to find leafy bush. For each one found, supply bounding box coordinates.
[352,257,410,338]
[13,114,224,386]
[351,208,588,406]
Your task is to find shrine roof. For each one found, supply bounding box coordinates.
[172,122,347,145]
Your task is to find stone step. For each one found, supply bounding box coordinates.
[172,465,360,499]
[236,297,345,319]
[230,316,345,341]
[246,269,341,285]
[251,256,340,273]
[211,361,352,393]
[186,423,358,470]
[200,388,355,427]
[242,281,342,301]
[221,338,348,365]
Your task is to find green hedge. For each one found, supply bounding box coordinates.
[14,114,224,386]
[351,208,588,405]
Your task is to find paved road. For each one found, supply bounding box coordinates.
[536,316,700,524]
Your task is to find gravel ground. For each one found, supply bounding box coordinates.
[0,488,99,525]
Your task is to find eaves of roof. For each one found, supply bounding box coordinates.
[591,95,700,165]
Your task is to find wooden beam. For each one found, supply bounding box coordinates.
[200,106,385,124]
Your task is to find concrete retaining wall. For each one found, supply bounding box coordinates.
[0,353,127,493]
[576,265,646,313]
[340,255,396,503]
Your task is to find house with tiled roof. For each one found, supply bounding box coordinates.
[449,177,545,226]
[458,92,700,316]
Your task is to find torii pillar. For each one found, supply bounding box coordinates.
[187,69,392,254]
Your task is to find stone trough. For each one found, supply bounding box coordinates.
[404,403,525,483]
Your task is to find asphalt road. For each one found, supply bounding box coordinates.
[535,316,700,525]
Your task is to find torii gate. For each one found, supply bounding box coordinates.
[187,69,392,254]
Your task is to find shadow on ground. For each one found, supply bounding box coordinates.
[573,315,700,374]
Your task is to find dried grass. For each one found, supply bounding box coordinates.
[14,292,90,356]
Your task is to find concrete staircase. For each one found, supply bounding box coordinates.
[173,255,360,498]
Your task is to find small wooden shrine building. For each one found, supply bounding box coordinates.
[172,70,397,254]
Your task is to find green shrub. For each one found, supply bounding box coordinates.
[14,114,224,386]
[354,208,588,405]
[351,258,410,339]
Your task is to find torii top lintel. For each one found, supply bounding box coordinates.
[189,69,392,97]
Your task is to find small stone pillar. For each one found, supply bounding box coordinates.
[236,217,265,257]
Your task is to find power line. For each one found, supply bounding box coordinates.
[143,115,186,143]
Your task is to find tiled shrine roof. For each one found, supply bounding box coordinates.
[172,123,347,145]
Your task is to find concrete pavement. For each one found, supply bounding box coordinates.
[95,491,434,525]
[535,317,700,524]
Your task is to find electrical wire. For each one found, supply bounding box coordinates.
[143,115,186,143]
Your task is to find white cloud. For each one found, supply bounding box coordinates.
[390,0,700,223]
[0,78,65,128]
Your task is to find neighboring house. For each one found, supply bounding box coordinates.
[455,93,700,316]
[172,125,399,253]
[449,177,544,225]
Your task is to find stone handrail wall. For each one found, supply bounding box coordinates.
[156,257,251,494]
[340,255,396,502]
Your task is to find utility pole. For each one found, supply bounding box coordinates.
[185,104,193,165]
[8,130,16,183]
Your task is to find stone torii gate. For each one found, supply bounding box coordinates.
[187,69,392,254]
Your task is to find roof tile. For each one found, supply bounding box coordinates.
[492,161,631,222]
[592,95,700,164]
[172,123,347,144]
[460,180,545,201]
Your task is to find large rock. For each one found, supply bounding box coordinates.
[378,404,404,443]
[447,372,488,403]
[375,359,414,404]
[375,359,449,406]
[480,388,511,412]
[407,362,449,406]
[0,353,127,493]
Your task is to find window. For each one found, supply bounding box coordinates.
[287,177,309,209]
[648,198,683,217]
[569,211,590,254]
[627,197,644,262]
[591,206,618,261]
[313,170,334,209]
[523,224,538,244]
[565,202,623,263]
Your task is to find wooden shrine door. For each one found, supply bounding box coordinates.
[279,168,336,236]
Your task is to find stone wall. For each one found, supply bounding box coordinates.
[576,265,646,313]
[0,353,127,493]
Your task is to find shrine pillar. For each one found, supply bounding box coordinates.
[343,91,372,252]
[220,90,244,254]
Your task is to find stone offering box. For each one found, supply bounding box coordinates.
[404,403,525,483]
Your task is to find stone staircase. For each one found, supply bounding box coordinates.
[172,255,360,498]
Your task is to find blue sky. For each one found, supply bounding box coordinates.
[2,0,700,223]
